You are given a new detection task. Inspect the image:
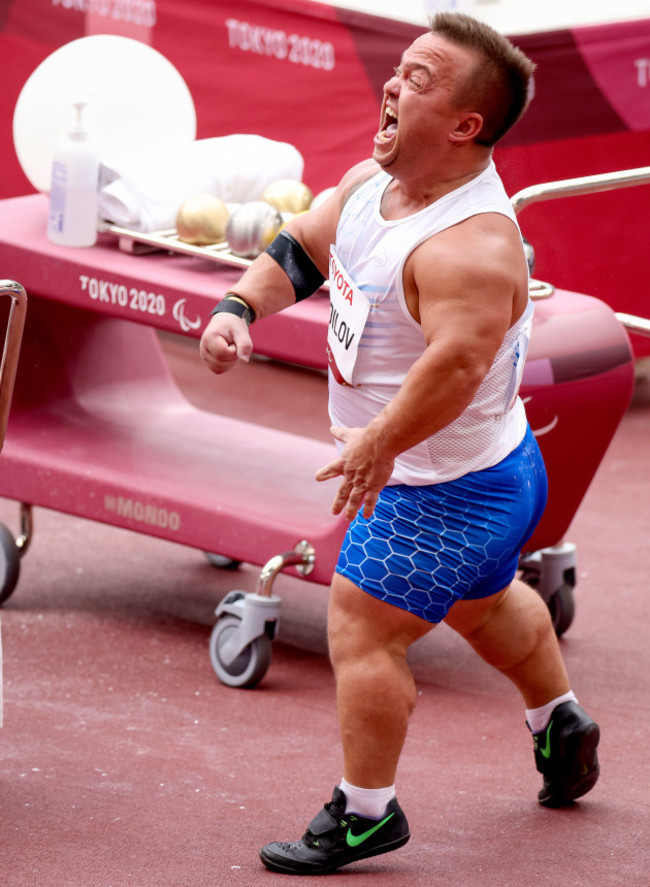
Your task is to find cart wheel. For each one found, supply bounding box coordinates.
[209,615,272,689]
[203,552,242,570]
[547,584,576,638]
[0,522,21,605]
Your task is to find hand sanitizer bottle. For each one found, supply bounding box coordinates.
[47,100,99,247]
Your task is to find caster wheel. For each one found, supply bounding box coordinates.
[0,522,20,605]
[209,615,272,688]
[203,552,242,570]
[547,583,576,638]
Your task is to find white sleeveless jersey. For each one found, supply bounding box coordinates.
[328,160,532,485]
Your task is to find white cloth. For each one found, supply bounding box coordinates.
[98,134,304,232]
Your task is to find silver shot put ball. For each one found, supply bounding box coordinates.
[226,201,284,258]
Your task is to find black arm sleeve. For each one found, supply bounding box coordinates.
[264,230,326,302]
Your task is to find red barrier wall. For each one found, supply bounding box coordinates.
[2,0,649,353]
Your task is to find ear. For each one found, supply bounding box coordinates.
[449,112,484,143]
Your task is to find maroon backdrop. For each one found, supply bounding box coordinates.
[2,0,649,353]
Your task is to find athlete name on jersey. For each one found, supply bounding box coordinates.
[328,246,370,386]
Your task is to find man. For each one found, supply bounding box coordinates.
[200,12,600,876]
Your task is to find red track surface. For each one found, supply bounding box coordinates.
[1,337,648,887]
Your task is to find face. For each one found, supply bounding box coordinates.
[373,32,479,171]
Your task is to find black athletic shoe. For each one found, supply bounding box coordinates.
[530,700,600,807]
[259,786,410,875]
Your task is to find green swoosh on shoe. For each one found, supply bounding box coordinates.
[540,720,554,759]
[346,812,395,848]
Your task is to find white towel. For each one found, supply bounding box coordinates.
[98,134,304,232]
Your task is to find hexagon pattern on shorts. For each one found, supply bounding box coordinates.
[335,427,547,623]
[336,482,516,623]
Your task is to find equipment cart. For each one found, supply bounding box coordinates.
[0,168,647,688]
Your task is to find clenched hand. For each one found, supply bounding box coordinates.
[200,314,253,374]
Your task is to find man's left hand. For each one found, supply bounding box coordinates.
[315,426,394,521]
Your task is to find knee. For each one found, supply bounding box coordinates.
[329,623,419,719]
[327,589,374,676]
[459,581,556,670]
[327,581,353,670]
[327,584,397,681]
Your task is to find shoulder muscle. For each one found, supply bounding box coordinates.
[284,158,381,274]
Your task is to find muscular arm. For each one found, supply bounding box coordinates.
[316,213,529,519]
[199,159,379,374]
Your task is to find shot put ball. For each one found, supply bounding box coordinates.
[176,193,230,245]
[226,201,284,258]
[261,179,313,214]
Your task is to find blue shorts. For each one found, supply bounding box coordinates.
[335,425,547,623]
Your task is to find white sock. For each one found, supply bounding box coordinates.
[526,690,578,733]
[339,778,396,819]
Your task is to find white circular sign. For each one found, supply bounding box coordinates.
[13,35,196,193]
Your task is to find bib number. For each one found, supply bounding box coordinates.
[327,246,370,386]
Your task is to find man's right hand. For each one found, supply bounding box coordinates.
[199,314,253,374]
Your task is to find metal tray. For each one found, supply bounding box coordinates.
[100,220,556,300]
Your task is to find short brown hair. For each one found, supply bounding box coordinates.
[430,12,536,146]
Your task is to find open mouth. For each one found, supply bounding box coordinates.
[377,105,398,142]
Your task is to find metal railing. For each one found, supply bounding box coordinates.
[0,281,27,451]
[511,167,650,337]
[511,165,650,215]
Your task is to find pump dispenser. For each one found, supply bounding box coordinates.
[47,100,99,247]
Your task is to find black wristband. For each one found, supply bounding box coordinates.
[209,294,256,326]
